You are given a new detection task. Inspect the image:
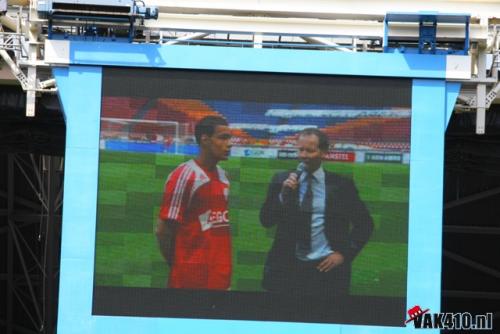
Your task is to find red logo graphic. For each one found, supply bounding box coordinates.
[405,305,430,324]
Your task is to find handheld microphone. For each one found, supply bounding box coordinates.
[282,163,304,204]
[294,162,305,179]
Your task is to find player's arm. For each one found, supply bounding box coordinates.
[157,165,194,265]
[155,219,178,266]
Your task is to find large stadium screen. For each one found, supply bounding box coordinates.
[93,68,412,325]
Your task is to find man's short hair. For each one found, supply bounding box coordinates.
[195,116,229,144]
[299,128,329,152]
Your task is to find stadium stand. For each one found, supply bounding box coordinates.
[101,97,410,155]
[323,117,410,143]
[102,97,149,119]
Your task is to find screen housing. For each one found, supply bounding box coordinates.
[54,41,460,334]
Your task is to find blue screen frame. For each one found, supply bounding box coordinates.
[54,41,460,334]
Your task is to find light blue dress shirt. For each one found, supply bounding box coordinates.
[295,166,334,261]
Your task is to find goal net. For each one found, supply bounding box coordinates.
[100,118,193,154]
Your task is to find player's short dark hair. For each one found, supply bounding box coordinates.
[195,116,229,144]
[299,128,329,152]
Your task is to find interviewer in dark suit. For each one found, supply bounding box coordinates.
[260,128,373,298]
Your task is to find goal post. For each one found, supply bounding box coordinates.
[100,117,184,154]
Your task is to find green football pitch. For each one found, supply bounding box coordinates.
[95,150,409,297]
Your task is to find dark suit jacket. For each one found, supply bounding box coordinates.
[260,169,373,293]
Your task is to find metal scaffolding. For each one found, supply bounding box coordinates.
[1,153,63,334]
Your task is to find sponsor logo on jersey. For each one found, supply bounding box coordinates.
[199,209,229,231]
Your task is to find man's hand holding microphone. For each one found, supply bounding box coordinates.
[280,163,304,205]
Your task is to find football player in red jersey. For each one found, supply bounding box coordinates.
[156,116,233,289]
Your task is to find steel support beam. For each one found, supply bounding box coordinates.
[146,0,500,21]
[443,250,500,279]
[0,14,19,32]
[1,274,36,280]
[444,225,500,235]
[13,155,47,210]
[442,290,500,300]
[7,154,14,334]
[301,36,352,51]
[3,153,57,333]
[145,13,487,43]
[8,213,43,330]
[444,187,500,209]
[476,52,487,134]
[0,219,44,234]
[164,32,209,45]
[0,319,38,334]
[2,153,64,333]
[0,190,41,211]
[253,32,262,48]
[25,4,38,117]
[43,155,58,334]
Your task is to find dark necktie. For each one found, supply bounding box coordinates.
[298,172,313,251]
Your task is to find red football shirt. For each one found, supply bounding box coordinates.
[159,159,231,290]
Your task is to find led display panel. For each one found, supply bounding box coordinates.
[92,67,412,326]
